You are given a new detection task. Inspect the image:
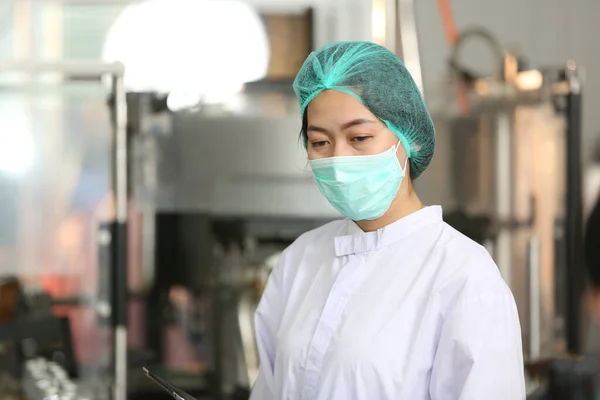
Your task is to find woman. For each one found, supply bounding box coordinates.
[250,41,525,399]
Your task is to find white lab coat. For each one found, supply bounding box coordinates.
[250,206,525,400]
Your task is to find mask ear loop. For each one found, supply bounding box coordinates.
[401,156,409,174]
[394,140,410,175]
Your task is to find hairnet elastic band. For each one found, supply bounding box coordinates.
[300,86,363,117]
[383,120,412,159]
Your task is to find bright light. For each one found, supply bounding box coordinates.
[0,108,34,175]
[166,81,245,111]
[166,91,203,112]
[102,0,270,106]
[515,69,543,91]
[372,0,386,45]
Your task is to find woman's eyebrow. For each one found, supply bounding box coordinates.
[341,118,377,130]
[307,124,328,133]
[308,118,377,133]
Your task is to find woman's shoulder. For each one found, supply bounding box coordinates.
[433,222,512,298]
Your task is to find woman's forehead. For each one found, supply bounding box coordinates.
[307,90,378,125]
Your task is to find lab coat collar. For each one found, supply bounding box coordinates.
[334,206,443,256]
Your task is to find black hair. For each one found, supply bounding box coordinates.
[300,111,308,145]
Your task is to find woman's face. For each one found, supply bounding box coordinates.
[306,90,406,162]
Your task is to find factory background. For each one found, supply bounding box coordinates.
[0,0,598,398]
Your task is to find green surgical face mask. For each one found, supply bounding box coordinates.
[309,142,407,221]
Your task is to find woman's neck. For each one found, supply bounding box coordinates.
[356,188,423,232]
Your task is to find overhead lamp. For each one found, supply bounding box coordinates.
[102,0,270,109]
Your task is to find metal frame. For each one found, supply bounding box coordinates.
[0,60,129,400]
[564,62,584,354]
[375,0,424,96]
[397,0,424,96]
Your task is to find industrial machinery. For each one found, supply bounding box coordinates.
[22,358,84,400]
[434,46,584,362]
[0,0,591,398]
[0,61,129,399]
[414,23,588,395]
[124,85,338,398]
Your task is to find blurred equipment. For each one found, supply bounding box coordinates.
[421,0,587,363]
[0,277,77,380]
[21,357,112,400]
[21,358,79,400]
[0,277,23,322]
[126,86,336,399]
[117,4,321,390]
[0,60,130,400]
[422,24,585,365]
[526,357,597,400]
[0,373,20,400]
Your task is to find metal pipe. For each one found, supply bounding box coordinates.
[0,60,124,76]
[375,0,424,96]
[238,289,259,386]
[528,236,541,359]
[564,62,584,354]
[383,0,397,52]
[112,73,129,400]
[114,74,128,224]
[494,112,513,284]
[397,0,424,96]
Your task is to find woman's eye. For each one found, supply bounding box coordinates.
[352,136,372,142]
[311,141,328,148]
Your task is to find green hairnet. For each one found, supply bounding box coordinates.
[292,41,435,179]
